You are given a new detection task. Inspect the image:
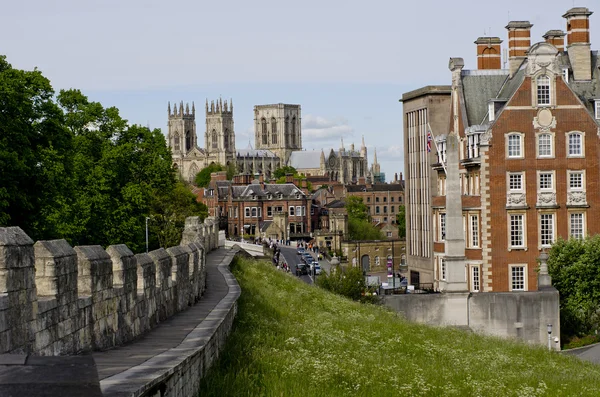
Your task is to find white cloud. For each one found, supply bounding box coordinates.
[375,145,403,161]
[302,114,354,142]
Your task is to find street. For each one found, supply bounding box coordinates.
[279,245,332,285]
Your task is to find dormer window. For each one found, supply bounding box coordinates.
[536,75,551,106]
[252,194,257,200]
[267,193,272,200]
[595,100,600,119]
[296,193,301,199]
[563,68,569,83]
[278,193,283,199]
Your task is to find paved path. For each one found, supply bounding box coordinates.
[562,342,600,364]
[93,247,234,381]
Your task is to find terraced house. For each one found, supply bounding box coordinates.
[403,7,600,292]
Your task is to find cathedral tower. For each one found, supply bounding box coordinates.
[205,98,236,166]
[167,101,197,158]
[254,103,301,163]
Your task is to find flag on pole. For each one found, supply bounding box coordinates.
[426,127,433,153]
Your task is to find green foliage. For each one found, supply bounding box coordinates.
[348,218,385,240]
[547,236,600,339]
[195,163,224,187]
[396,204,406,239]
[0,55,205,253]
[316,265,366,301]
[200,256,600,396]
[0,55,74,239]
[345,196,368,221]
[273,166,296,179]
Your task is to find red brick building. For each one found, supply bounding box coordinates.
[403,7,600,292]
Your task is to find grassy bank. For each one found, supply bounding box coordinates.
[199,257,600,396]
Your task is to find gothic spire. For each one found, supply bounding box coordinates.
[205,99,209,113]
[185,103,190,115]
[373,148,378,164]
[192,101,195,116]
[179,101,183,115]
[361,135,365,148]
[168,101,171,115]
[230,98,233,112]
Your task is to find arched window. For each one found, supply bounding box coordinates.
[291,116,297,146]
[285,116,290,143]
[537,133,553,157]
[224,128,229,151]
[536,75,550,106]
[271,117,277,144]
[567,132,584,157]
[506,133,523,158]
[261,118,268,145]
[174,132,180,151]
[186,130,192,151]
[212,129,218,149]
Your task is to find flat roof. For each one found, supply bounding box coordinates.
[399,85,452,102]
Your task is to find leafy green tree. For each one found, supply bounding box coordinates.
[273,166,296,179]
[195,163,224,187]
[547,236,600,339]
[348,218,385,241]
[0,55,74,239]
[345,196,369,221]
[396,205,406,239]
[317,265,367,301]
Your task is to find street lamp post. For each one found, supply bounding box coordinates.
[547,324,553,351]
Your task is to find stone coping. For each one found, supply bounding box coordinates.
[99,249,240,397]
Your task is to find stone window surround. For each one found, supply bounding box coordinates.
[507,171,525,193]
[507,211,527,251]
[566,131,585,158]
[535,75,551,106]
[568,169,585,191]
[536,132,555,159]
[505,132,524,159]
[568,210,586,239]
[538,211,556,249]
[509,263,528,292]
[531,71,556,108]
[469,263,481,292]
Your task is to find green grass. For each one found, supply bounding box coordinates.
[198,257,600,396]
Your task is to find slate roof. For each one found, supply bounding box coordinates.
[231,183,306,199]
[568,52,600,115]
[288,151,322,169]
[236,149,278,158]
[326,199,346,209]
[346,184,404,193]
[461,69,510,125]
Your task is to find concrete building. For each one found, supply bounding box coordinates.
[402,6,600,292]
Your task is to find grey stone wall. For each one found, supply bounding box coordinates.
[383,288,561,349]
[0,217,218,355]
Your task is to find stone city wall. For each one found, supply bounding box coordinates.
[0,216,219,355]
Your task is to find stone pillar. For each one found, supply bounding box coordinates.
[0,227,37,353]
[537,251,552,289]
[107,244,137,344]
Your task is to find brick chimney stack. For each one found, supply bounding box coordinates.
[543,30,566,52]
[475,37,502,69]
[563,7,593,81]
[506,21,533,77]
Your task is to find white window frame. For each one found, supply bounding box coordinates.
[537,171,555,192]
[439,212,446,241]
[440,257,446,281]
[470,265,480,292]
[296,206,302,216]
[507,172,525,192]
[569,212,585,239]
[539,212,555,248]
[536,75,551,106]
[567,170,585,192]
[509,264,528,291]
[506,133,524,159]
[595,100,600,120]
[469,214,479,248]
[289,206,295,216]
[566,131,584,158]
[536,133,554,158]
[251,207,257,218]
[508,212,526,249]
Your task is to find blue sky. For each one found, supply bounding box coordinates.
[3,0,599,181]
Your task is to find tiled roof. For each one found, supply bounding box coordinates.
[461,70,509,125]
[346,184,404,193]
[231,183,306,199]
[236,149,279,158]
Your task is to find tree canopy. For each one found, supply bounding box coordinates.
[547,236,600,339]
[273,166,297,179]
[345,196,384,240]
[396,205,406,239]
[0,55,206,252]
[195,162,235,187]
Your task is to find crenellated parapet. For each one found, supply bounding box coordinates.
[0,216,217,355]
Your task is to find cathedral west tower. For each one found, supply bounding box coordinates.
[254,104,301,164]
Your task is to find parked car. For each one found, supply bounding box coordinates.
[314,264,322,275]
[297,247,305,255]
[303,253,313,263]
[296,263,308,276]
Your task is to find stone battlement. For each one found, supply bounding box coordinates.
[0,216,219,356]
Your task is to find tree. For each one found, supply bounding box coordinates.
[345,196,369,221]
[195,163,224,187]
[0,55,74,240]
[317,265,366,301]
[396,205,406,239]
[547,236,600,339]
[273,166,296,179]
